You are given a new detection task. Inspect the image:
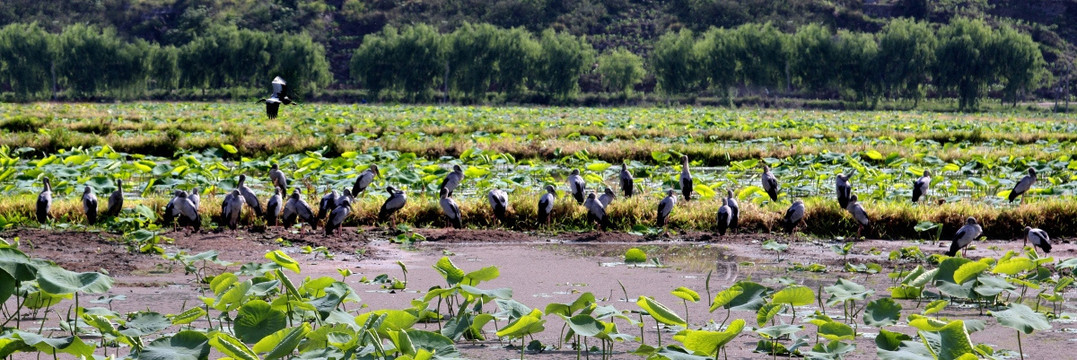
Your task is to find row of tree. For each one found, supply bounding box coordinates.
[0,23,331,99]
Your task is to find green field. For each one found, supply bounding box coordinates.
[1,102,1075,238]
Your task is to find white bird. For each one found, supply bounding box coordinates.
[282,188,317,231]
[36,177,51,223]
[439,188,463,229]
[82,186,98,225]
[1009,167,1037,203]
[378,186,407,226]
[174,191,200,231]
[260,76,293,119]
[716,198,731,236]
[620,162,634,197]
[583,192,610,230]
[598,187,615,208]
[680,155,693,202]
[440,165,465,197]
[845,194,870,238]
[762,165,779,202]
[325,198,351,236]
[237,174,262,217]
[912,169,931,203]
[106,179,123,217]
[1023,227,1051,255]
[266,188,283,226]
[835,173,852,209]
[537,185,556,226]
[221,189,245,231]
[946,217,982,257]
[783,199,805,234]
[269,163,288,193]
[656,189,676,228]
[567,169,586,204]
[352,164,380,195]
[487,189,509,225]
[726,189,739,232]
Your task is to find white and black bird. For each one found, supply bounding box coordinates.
[567,169,586,204]
[325,198,351,236]
[716,198,731,236]
[221,189,245,231]
[189,187,201,210]
[105,179,123,218]
[266,187,283,226]
[1023,226,1052,255]
[439,188,463,229]
[835,173,852,209]
[656,189,676,228]
[440,165,465,197]
[946,217,983,257]
[487,189,510,225]
[174,191,201,231]
[1009,167,1037,203]
[378,186,407,225]
[726,189,740,232]
[583,192,611,230]
[783,199,805,234]
[352,164,380,195]
[237,174,262,217]
[82,186,98,225]
[36,177,51,223]
[318,189,339,222]
[282,188,317,231]
[598,187,615,208]
[845,194,870,238]
[537,185,557,226]
[620,161,634,197]
[762,165,779,202]
[261,76,293,119]
[680,155,693,202]
[269,163,288,193]
[912,169,931,203]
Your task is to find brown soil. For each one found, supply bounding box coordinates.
[4,227,1075,359]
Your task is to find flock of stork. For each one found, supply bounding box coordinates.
[32,152,1053,258]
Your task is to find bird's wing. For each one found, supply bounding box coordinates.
[657,198,671,218]
[952,227,968,243]
[539,194,554,213]
[1012,175,1034,194]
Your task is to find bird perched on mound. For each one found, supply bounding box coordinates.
[567,169,585,204]
[1009,167,1037,204]
[82,186,98,225]
[260,76,293,119]
[537,185,556,227]
[946,217,982,257]
[912,169,931,203]
[378,186,407,225]
[488,189,509,226]
[1023,226,1051,256]
[762,165,780,202]
[282,188,317,232]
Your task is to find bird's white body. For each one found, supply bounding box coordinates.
[598,187,615,208]
[567,169,585,204]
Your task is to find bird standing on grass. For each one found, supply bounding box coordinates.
[783,199,805,235]
[353,164,380,195]
[266,188,283,227]
[488,189,509,226]
[680,155,693,202]
[106,179,123,218]
[261,76,293,119]
[946,217,982,257]
[36,177,51,223]
[762,165,780,202]
[912,169,931,203]
[326,198,351,236]
[656,189,676,229]
[1023,226,1051,255]
[835,173,852,209]
[221,190,245,231]
[1009,168,1037,204]
[567,169,586,204]
[82,186,98,225]
[845,194,870,238]
[440,188,463,229]
[269,163,288,193]
[716,198,731,236]
[537,185,557,227]
[237,174,262,217]
[378,186,407,226]
[620,162,634,197]
[726,189,740,232]
[583,192,610,230]
[440,165,465,197]
[282,188,317,232]
[598,187,615,208]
